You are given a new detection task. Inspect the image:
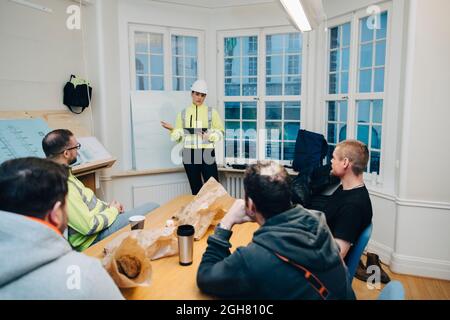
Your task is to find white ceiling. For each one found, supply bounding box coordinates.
[151,0,276,9]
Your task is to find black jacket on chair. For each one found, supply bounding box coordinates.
[291,130,330,207]
[292,130,328,174]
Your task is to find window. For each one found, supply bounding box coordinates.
[328,23,351,95]
[172,35,198,91]
[225,102,257,159]
[224,36,258,96]
[266,101,301,160]
[221,29,304,164]
[325,9,389,175]
[266,34,302,96]
[358,13,388,93]
[130,25,204,92]
[134,32,164,90]
[326,22,351,161]
[326,101,348,159]
[356,100,383,173]
[224,35,258,159]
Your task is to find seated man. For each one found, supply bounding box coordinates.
[42,129,158,251]
[323,140,373,259]
[0,157,123,299]
[197,161,355,300]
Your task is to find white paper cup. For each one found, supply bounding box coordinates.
[129,215,146,230]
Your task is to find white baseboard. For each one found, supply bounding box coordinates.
[366,240,394,265]
[366,240,450,280]
[390,253,450,280]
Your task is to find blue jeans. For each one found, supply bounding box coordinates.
[91,202,159,245]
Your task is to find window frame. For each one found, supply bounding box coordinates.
[218,26,307,165]
[169,28,205,91]
[129,24,205,92]
[324,2,392,181]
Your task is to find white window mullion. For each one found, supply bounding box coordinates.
[347,13,360,140]
[258,28,265,161]
[163,28,171,92]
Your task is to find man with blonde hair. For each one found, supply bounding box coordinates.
[323,140,372,259]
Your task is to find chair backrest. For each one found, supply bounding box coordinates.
[378,281,405,300]
[344,223,373,278]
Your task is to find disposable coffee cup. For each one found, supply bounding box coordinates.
[177,224,195,266]
[129,215,145,230]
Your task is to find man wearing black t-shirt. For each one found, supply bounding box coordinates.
[324,140,373,259]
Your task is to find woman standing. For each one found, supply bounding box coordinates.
[161,80,224,195]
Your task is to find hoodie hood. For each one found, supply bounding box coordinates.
[0,210,72,287]
[252,205,342,271]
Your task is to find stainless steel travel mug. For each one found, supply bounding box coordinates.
[177,224,194,266]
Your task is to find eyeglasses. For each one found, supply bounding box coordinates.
[65,143,81,152]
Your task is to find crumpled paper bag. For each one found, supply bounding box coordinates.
[103,237,152,288]
[102,226,178,288]
[173,177,234,240]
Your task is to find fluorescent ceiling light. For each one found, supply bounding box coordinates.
[9,0,52,13]
[280,0,312,32]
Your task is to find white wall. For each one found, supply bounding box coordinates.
[389,0,450,279]
[399,0,450,202]
[0,0,93,131]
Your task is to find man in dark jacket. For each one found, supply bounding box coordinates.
[197,161,355,300]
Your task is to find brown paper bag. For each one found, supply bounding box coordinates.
[103,227,178,261]
[102,227,178,288]
[173,177,235,240]
[103,237,152,288]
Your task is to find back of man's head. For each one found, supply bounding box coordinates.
[244,161,293,220]
[0,157,69,220]
[42,129,74,158]
[335,140,369,176]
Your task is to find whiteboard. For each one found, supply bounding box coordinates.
[0,118,50,164]
[131,91,194,170]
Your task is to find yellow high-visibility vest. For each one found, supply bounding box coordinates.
[66,172,119,251]
[170,103,224,149]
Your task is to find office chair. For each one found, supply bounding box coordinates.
[344,223,373,278]
[378,281,405,300]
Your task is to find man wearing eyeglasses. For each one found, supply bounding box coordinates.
[42,129,158,251]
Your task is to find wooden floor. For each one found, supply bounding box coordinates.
[353,255,450,300]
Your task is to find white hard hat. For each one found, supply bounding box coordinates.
[190,79,208,95]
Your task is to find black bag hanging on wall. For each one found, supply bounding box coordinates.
[63,75,92,114]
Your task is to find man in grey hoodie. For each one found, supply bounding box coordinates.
[197,161,355,299]
[0,157,123,300]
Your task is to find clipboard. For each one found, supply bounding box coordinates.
[183,128,208,134]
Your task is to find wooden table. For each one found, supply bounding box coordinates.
[83,195,259,300]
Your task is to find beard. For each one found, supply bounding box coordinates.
[69,156,78,166]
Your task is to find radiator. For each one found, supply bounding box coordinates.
[132,180,191,207]
[223,173,245,199]
[132,175,244,208]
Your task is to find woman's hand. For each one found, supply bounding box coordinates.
[199,131,210,140]
[161,121,174,131]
